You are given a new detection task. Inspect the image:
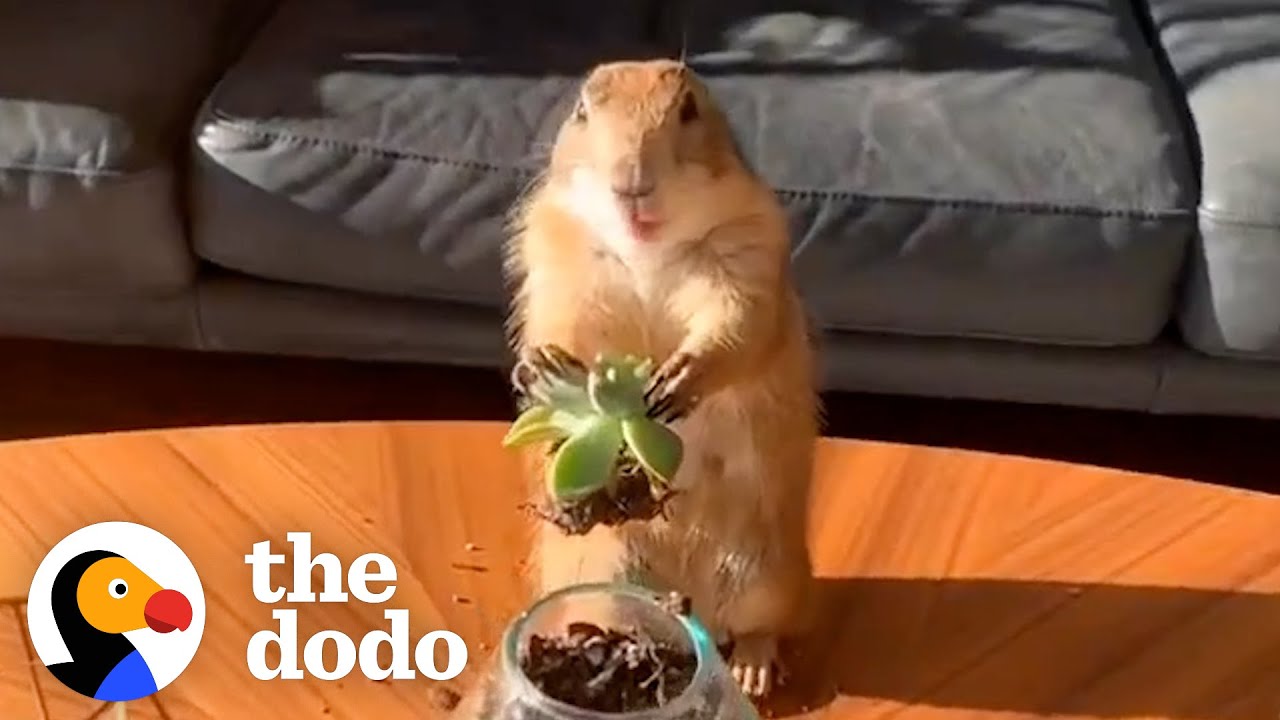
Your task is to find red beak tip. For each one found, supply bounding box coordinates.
[144,589,193,634]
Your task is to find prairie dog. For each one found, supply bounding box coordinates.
[503,59,820,699]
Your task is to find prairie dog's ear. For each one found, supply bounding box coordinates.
[678,91,699,125]
[671,82,742,178]
[571,95,588,124]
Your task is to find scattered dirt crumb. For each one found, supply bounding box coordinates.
[451,562,489,573]
[658,591,692,617]
[451,594,472,604]
[427,686,462,711]
[465,542,480,552]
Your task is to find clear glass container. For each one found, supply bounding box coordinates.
[476,582,760,720]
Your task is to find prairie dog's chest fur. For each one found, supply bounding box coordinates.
[522,237,699,362]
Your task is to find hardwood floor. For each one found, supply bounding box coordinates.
[0,337,1277,494]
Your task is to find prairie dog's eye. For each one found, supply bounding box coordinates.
[571,99,588,124]
[109,579,128,599]
[678,92,698,124]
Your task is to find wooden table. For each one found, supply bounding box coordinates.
[0,421,1277,720]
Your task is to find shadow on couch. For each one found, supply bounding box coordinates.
[289,0,1158,80]
[1142,0,1280,90]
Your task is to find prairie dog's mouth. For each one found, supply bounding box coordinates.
[558,168,667,246]
[624,214,662,241]
[627,217,662,241]
[619,199,663,240]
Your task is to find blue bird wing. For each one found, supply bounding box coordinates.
[93,650,158,702]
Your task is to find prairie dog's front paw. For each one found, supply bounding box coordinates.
[644,351,704,422]
[729,633,781,699]
[510,357,537,400]
[512,344,586,402]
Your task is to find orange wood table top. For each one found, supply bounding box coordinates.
[0,421,1276,720]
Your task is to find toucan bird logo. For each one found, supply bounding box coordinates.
[27,522,205,702]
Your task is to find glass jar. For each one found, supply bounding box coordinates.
[476,582,760,720]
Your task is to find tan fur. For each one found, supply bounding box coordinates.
[503,59,821,697]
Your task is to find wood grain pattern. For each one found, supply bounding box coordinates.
[0,421,1276,719]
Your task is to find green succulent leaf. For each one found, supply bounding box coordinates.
[546,416,624,502]
[527,373,594,415]
[506,403,603,448]
[502,406,564,448]
[621,416,683,485]
[587,355,654,418]
[628,355,655,380]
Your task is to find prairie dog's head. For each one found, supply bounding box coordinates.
[544,59,747,258]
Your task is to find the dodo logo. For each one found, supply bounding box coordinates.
[26,521,206,702]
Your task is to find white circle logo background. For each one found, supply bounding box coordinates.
[26,521,207,692]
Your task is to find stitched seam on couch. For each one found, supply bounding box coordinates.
[0,162,129,178]
[208,116,1192,222]
[1199,207,1280,231]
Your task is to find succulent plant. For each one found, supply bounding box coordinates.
[503,347,684,507]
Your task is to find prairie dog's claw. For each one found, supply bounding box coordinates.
[645,352,701,422]
[510,359,536,401]
[536,344,586,376]
[512,344,586,403]
[729,634,779,699]
[644,352,692,398]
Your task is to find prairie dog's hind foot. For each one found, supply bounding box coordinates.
[729,633,781,699]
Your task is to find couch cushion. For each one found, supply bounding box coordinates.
[193,0,658,309]
[196,272,508,366]
[196,0,1195,347]
[1153,348,1280,418]
[1141,0,1280,361]
[0,0,274,295]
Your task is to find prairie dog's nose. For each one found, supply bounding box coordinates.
[610,160,655,200]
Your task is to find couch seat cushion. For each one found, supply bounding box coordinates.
[1144,0,1280,361]
[196,0,1196,347]
[0,0,273,295]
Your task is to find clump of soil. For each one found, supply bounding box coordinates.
[519,620,697,713]
[525,459,680,536]
[426,685,462,711]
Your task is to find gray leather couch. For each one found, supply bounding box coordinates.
[3,1,1279,418]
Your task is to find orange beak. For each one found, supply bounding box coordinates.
[144,588,192,633]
